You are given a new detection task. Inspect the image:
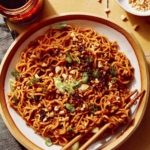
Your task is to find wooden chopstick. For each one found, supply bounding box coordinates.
[61,118,103,150]
[61,89,145,150]
[78,90,144,150]
[78,123,111,150]
[125,90,145,109]
[60,131,89,150]
[124,89,138,102]
[61,133,86,150]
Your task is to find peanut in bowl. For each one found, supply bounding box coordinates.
[116,0,150,16]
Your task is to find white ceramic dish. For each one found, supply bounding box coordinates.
[0,13,149,150]
[116,0,150,16]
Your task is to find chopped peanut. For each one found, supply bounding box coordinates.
[133,24,139,30]
[129,0,150,12]
[105,8,111,14]
[121,15,128,21]
[55,66,61,74]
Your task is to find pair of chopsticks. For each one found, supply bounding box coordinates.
[61,123,110,150]
[61,89,145,150]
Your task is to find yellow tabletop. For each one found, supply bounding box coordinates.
[6,0,150,150]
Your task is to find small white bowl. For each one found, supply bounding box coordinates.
[116,0,150,16]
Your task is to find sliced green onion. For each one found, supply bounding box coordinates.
[9,80,15,91]
[85,57,93,63]
[11,70,20,79]
[45,138,53,147]
[71,142,79,150]
[66,52,72,63]
[30,95,34,99]
[70,80,81,88]
[68,126,74,132]
[82,72,89,83]
[109,66,117,77]
[32,77,39,84]
[27,81,32,86]
[54,77,76,94]
[11,70,19,78]
[92,71,100,78]
[73,54,81,64]
[92,127,99,133]
[89,104,98,112]
[78,84,89,91]
[64,82,75,95]
[54,23,67,30]
[42,85,47,94]
[13,96,18,104]
[111,77,117,84]
[54,77,66,93]
[65,103,75,113]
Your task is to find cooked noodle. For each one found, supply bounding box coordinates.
[8,24,135,146]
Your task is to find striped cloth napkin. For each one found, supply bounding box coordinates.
[0,14,26,150]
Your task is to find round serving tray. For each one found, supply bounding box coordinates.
[0,13,149,150]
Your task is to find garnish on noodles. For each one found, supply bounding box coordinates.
[8,24,135,147]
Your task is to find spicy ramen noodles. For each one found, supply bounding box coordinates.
[8,24,135,146]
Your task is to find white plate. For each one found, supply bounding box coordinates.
[116,0,150,16]
[0,13,149,150]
